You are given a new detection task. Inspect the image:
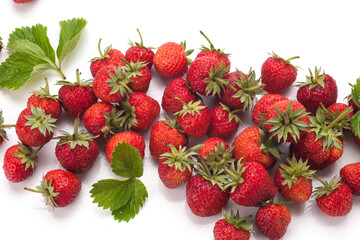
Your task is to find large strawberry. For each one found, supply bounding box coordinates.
[122,60,152,93]
[340,162,360,196]
[25,169,81,208]
[57,69,98,119]
[261,52,299,93]
[296,67,338,114]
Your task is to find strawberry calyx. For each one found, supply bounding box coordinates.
[24,106,57,136]
[270,51,300,69]
[121,58,148,78]
[296,67,326,89]
[164,114,184,133]
[313,175,341,198]
[128,28,155,49]
[180,40,194,65]
[106,65,133,96]
[199,31,230,57]
[221,160,247,193]
[203,142,236,173]
[117,99,138,131]
[258,199,292,207]
[101,106,123,137]
[259,128,281,159]
[31,78,57,99]
[222,209,253,232]
[13,143,42,171]
[323,104,352,133]
[194,155,227,189]
[174,98,206,117]
[219,103,242,125]
[56,69,93,87]
[24,177,60,208]
[90,38,112,62]
[0,110,15,142]
[204,62,231,97]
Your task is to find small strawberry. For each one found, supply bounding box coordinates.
[340,162,360,196]
[105,131,145,162]
[0,110,15,145]
[149,116,188,161]
[161,77,200,114]
[25,169,81,208]
[122,59,152,93]
[296,67,338,114]
[55,118,99,173]
[57,69,98,119]
[213,209,253,240]
[27,78,62,120]
[153,41,192,78]
[90,39,125,77]
[313,176,353,217]
[261,52,299,93]
[255,202,292,240]
[3,143,41,183]
[15,106,56,147]
[125,28,155,69]
[13,0,34,3]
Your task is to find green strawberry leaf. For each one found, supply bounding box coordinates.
[351,77,360,108]
[111,142,143,178]
[351,111,360,137]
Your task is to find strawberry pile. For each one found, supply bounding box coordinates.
[1,23,360,239]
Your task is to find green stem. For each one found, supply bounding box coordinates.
[244,84,264,92]
[223,165,240,180]
[76,69,81,85]
[98,38,104,58]
[30,145,44,159]
[136,28,144,46]
[24,187,47,194]
[199,30,214,50]
[0,124,16,128]
[44,78,50,96]
[285,56,300,62]
[54,66,66,80]
[325,107,353,131]
[73,117,80,140]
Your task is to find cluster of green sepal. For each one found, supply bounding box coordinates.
[204,61,231,97]
[128,28,154,49]
[174,98,206,117]
[57,69,93,87]
[313,175,341,198]
[259,128,281,159]
[222,209,253,232]
[271,51,300,69]
[106,65,133,96]
[219,103,242,125]
[296,67,326,89]
[159,144,201,172]
[25,177,60,208]
[24,106,57,136]
[199,31,230,57]
[180,40,194,65]
[203,142,237,173]
[31,78,57,99]
[13,143,42,171]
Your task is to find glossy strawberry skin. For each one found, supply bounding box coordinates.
[3,144,34,183]
[252,94,288,126]
[207,105,239,139]
[196,50,230,69]
[161,78,200,114]
[177,104,211,138]
[90,49,125,77]
[213,219,250,240]
[27,94,62,120]
[44,169,81,207]
[198,137,229,161]
[128,67,152,93]
[125,46,154,69]
[340,163,360,196]
[158,157,192,189]
[153,42,188,78]
[149,120,188,161]
[186,174,230,217]
[316,182,352,217]
[261,56,297,93]
[15,108,54,147]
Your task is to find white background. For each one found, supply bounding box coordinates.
[0,0,360,239]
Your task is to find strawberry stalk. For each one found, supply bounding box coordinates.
[97,39,105,59]
[0,124,16,128]
[324,106,353,132]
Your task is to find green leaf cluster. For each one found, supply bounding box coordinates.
[351,77,360,137]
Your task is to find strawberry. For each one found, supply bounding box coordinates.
[198,137,229,161]
[25,169,81,208]
[125,28,155,69]
[261,52,299,93]
[122,60,152,93]
[3,143,40,183]
[265,99,310,143]
[255,202,292,240]
[0,110,15,146]
[296,67,338,114]
[0,36,3,53]
[105,131,145,162]
[27,78,62,120]
[340,162,360,196]
[314,176,353,216]
[149,116,188,161]
[83,102,121,138]
[15,106,56,147]
[325,103,353,133]
[57,69,98,119]
[13,0,34,3]
[55,118,99,173]
[153,41,192,78]
[118,92,160,132]
[161,77,200,114]
[90,39,125,77]
[213,209,253,240]
[347,94,360,113]
[274,156,316,203]
[232,126,279,169]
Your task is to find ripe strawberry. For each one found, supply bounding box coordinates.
[314,176,353,216]
[55,118,99,173]
[340,162,360,196]
[296,67,338,114]
[232,126,279,169]
[261,52,299,93]
[105,131,145,162]
[175,99,211,138]
[15,106,56,147]
[25,169,81,208]
[274,156,316,203]
[27,78,62,120]
[153,41,192,78]
[207,103,240,139]
[347,94,360,113]
[198,137,229,161]
[265,100,310,143]
[213,209,253,240]
[83,102,121,138]
[251,94,288,127]
[13,0,34,3]
[90,39,125,77]
[118,92,160,132]
[255,203,292,240]
[149,116,188,161]
[122,60,152,93]
[3,143,40,183]
[161,77,200,114]
[57,69,98,119]
[0,110,15,146]
[125,28,155,69]
[325,103,353,132]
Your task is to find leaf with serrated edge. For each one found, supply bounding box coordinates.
[351,111,360,137]
[351,77,360,108]
[111,142,143,178]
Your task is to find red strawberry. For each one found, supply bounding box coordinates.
[252,94,288,127]
[314,176,353,216]
[198,137,229,161]
[153,41,191,78]
[213,209,253,240]
[207,103,240,139]
[348,96,360,113]
[255,203,292,240]
[122,60,152,93]
[13,0,34,3]
[274,156,316,203]
[261,52,299,93]
[57,69,98,119]
[0,37,3,53]
[0,110,15,146]
[3,143,40,183]
[55,118,99,173]
[340,162,360,196]
[90,39,125,77]
[325,103,353,132]
[125,28,155,69]
[161,77,200,114]
[25,169,81,208]
[105,131,145,162]
[15,106,56,147]
[296,67,338,114]
[149,116,188,161]
[83,102,121,138]
[27,78,62,120]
